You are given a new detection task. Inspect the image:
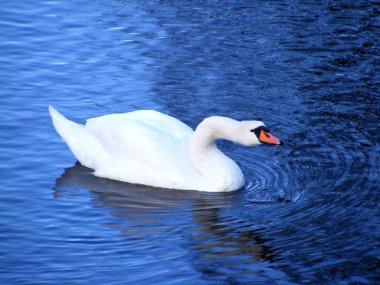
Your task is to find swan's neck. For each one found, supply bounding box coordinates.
[189,117,245,191]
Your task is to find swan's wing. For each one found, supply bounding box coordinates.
[86,110,193,141]
[84,111,198,187]
[116,110,194,140]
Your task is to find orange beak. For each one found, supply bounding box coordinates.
[259,130,283,145]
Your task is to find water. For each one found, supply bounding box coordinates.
[1,0,379,284]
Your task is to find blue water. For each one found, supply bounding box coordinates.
[1,1,379,284]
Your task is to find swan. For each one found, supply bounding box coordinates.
[49,106,282,192]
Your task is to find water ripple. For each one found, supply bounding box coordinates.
[1,0,379,284]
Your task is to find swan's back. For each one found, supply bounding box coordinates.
[86,110,193,140]
[84,110,203,189]
[85,110,194,166]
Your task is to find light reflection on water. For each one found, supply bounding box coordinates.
[1,0,379,284]
[54,164,285,283]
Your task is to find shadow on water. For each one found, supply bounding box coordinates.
[54,164,279,277]
[54,163,240,213]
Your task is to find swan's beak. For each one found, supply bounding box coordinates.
[259,130,283,146]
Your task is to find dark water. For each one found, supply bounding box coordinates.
[1,0,379,284]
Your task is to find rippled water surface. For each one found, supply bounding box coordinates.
[1,1,379,284]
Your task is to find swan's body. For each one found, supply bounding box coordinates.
[49,106,282,192]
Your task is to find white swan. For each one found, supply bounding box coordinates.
[49,106,282,192]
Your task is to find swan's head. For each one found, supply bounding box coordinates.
[194,116,283,147]
[237,120,283,147]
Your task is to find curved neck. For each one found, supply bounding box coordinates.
[191,117,240,149]
[189,117,244,191]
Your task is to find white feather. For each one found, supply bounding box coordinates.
[49,106,267,192]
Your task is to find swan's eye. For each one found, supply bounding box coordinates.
[252,126,270,138]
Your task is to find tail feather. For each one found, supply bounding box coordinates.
[49,105,104,169]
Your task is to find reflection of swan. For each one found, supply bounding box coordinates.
[54,163,237,211]
[55,164,273,263]
[49,106,282,192]
[190,200,274,264]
